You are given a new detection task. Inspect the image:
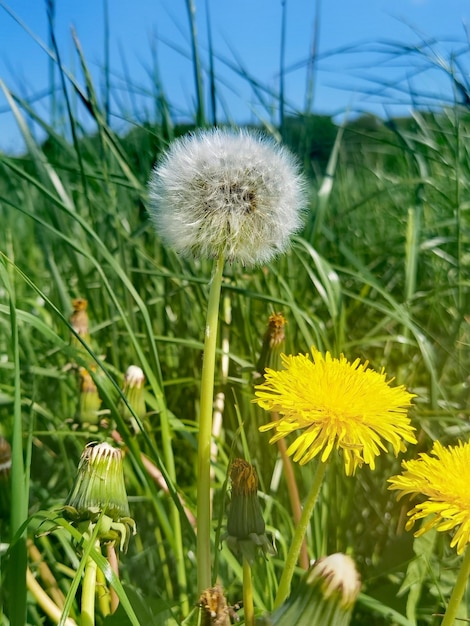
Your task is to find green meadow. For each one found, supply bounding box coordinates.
[0,4,470,625]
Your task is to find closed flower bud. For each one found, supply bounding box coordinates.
[69,298,93,357]
[119,365,147,431]
[255,312,287,379]
[70,298,90,341]
[225,458,274,564]
[148,129,306,266]
[75,367,102,429]
[65,442,130,522]
[266,554,361,626]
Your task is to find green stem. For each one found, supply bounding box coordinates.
[81,540,100,626]
[196,253,225,593]
[441,543,470,626]
[105,543,118,613]
[274,416,309,570]
[96,565,110,617]
[273,460,328,609]
[160,404,189,613]
[243,557,255,626]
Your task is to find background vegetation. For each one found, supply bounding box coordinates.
[0,3,470,625]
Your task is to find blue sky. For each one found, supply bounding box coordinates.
[1,0,469,153]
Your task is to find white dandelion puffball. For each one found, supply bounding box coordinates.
[147,129,306,265]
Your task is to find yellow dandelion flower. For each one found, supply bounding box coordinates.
[254,347,416,476]
[388,440,470,554]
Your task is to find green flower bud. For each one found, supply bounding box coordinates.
[225,458,275,564]
[266,554,361,626]
[119,365,147,431]
[75,367,102,429]
[65,442,130,522]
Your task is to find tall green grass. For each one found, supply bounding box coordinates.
[0,5,469,626]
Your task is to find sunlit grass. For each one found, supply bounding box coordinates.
[1,4,470,625]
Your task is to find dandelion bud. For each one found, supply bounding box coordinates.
[119,365,147,431]
[255,312,287,378]
[148,129,306,265]
[225,458,274,564]
[75,367,102,430]
[70,298,89,335]
[0,437,11,519]
[70,298,91,346]
[64,442,135,551]
[266,554,361,626]
[65,442,130,522]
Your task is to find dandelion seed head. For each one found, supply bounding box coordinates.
[148,128,306,265]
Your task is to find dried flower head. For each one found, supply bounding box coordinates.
[225,458,274,563]
[70,298,90,339]
[266,553,361,626]
[388,439,470,554]
[148,129,305,265]
[256,312,287,377]
[199,584,231,626]
[254,347,417,476]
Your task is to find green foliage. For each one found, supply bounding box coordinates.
[1,9,470,626]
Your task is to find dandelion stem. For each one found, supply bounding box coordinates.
[26,568,77,626]
[197,252,225,593]
[243,557,255,626]
[441,543,470,626]
[273,413,309,570]
[273,459,328,609]
[106,543,119,613]
[96,565,111,617]
[81,539,100,626]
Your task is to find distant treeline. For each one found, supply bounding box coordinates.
[9,108,467,186]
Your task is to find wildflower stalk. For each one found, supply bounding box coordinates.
[441,544,470,626]
[159,406,189,613]
[243,557,255,626]
[28,539,66,609]
[96,566,111,617]
[26,569,77,626]
[256,315,308,570]
[106,543,119,613]
[197,252,225,592]
[274,459,328,609]
[81,539,100,626]
[273,415,309,570]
